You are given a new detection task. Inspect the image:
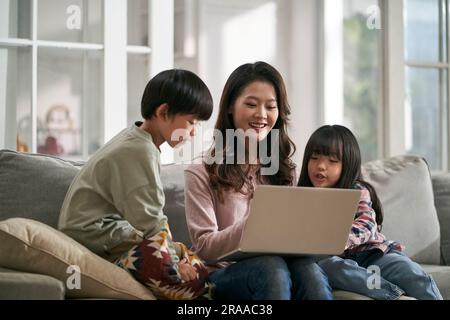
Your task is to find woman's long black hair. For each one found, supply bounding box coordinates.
[206,61,296,201]
[297,125,383,227]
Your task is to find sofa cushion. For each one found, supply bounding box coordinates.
[161,164,191,246]
[421,264,450,300]
[431,173,450,266]
[0,149,82,228]
[362,155,440,265]
[0,150,192,248]
[0,266,65,300]
[0,218,156,300]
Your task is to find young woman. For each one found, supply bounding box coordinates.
[184,62,333,300]
[298,124,443,300]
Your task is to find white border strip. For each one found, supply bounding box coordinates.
[31,0,37,153]
[126,45,152,54]
[0,38,103,50]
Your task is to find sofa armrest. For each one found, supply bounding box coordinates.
[0,267,65,300]
[432,173,450,266]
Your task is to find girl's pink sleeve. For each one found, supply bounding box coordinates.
[345,189,380,249]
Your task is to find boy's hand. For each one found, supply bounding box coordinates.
[177,258,198,282]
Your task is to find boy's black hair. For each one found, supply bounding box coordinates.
[141,69,213,121]
[297,125,384,227]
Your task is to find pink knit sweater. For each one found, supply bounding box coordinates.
[184,163,265,264]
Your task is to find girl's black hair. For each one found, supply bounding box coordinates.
[141,69,213,121]
[297,125,384,227]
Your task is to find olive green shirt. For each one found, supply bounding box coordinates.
[58,122,178,262]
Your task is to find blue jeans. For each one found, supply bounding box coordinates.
[318,249,443,300]
[208,256,333,300]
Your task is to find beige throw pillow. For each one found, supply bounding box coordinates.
[0,218,155,300]
[362,155,441,265]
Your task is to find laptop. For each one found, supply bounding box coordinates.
[218,185,361,261]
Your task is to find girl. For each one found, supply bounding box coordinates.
[184,62,333,300]
[298,124,443,300]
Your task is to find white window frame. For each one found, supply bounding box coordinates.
[380,0,406,159]
[1,0,106,156]
[383,0,449,171]
[321,0,450,170]
[321,0,387,161]
[0,0,174,161]
[402,0,449,171]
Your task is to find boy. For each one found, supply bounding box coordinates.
[58,69,213,299]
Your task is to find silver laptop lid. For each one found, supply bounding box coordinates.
[238,185,361,256]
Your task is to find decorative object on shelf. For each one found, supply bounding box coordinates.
[16,135,29,152]
[37,136,64,155]
[37,104,79,156]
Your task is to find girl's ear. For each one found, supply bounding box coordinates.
[155,103,169,120]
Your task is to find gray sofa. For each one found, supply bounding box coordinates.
[0,149,449,300]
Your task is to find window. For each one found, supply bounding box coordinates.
[323,0,450,169]
[323,0,382,163]
[404,0,449,170]
[1,0,103,160]
[1,0,174,162]
[127,0,151,128]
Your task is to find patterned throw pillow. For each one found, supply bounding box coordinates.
[115,224,210,300]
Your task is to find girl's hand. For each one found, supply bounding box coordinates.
[177,258,198,282]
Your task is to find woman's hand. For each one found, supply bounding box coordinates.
[177,258,198,282]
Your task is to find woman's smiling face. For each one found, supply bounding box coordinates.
[230,81,279,141]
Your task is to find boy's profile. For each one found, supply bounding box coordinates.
[58,69,213,299]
